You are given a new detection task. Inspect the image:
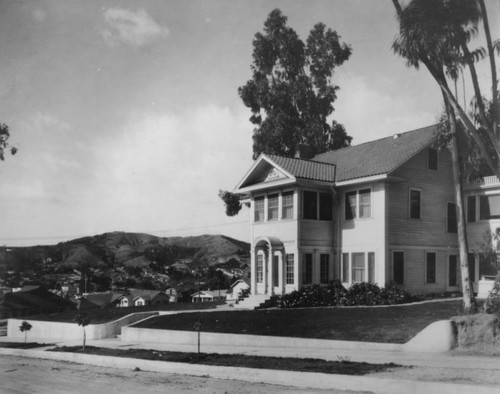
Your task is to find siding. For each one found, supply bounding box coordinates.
[388,148,457,248]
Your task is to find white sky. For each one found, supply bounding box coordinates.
[0,0,498,246]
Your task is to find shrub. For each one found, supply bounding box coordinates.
[484,277,500,315]
[275,281,415,309]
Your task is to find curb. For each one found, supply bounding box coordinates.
[1,347,498,394]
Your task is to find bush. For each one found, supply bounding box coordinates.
[276,281,415,309]
[484,277,500,315]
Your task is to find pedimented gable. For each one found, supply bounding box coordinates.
[235,155,295,193]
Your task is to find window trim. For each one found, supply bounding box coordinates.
[351,252,366,283]
[409,188,422,220]
[340,251,375,284]
[427,147,438,170]
[447,202,458,233]
[393,251,405,285]
[254,195,265,222]
[282,191,294,220]
[467,195,476,223]
[344,188,372,221]
[267,193,279,221]
[285,254,294,285]
[425,251,437,284]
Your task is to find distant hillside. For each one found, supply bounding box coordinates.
[0,232,250,272]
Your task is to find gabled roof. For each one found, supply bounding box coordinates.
[313,125,437,183]
[235,154,336,193]
[266,155,336,182]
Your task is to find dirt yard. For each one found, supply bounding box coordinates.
[1,355,369,394]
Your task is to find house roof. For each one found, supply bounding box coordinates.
[313,125,437,182]
[265,155,337,182]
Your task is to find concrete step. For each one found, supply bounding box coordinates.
[233,294,270,310]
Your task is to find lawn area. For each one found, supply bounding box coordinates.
[134,299,464,343]
[27,302,223,324]
[50,346,405,375]
[0,342,54,349]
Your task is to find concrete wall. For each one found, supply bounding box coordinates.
[121,326,401,351]
[7,311,158,340]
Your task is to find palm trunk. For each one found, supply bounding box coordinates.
[83,328,86,351]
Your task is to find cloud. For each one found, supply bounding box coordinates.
[335,74,440,144]
[85,104,253,235]
[102,8,169,47]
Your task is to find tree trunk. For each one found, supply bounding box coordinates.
[448,109,477,313]
[83,328,86,351]
[478,0,499,141]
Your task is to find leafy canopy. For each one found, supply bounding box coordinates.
[239,9,352,159]
[0,123,17,161]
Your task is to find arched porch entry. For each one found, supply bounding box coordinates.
[252,236,285,296]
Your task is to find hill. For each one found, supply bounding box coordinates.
[0,232,250,274]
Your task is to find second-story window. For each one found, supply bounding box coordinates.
[319,193,333,220]
[480,194,500,220]
[427,148,438,170]
[409,189,421,219]
[254,197,264,222]
[282,192,294,219]
[303,191,317,219]
[345,189,371,220]
[268,194,279,221]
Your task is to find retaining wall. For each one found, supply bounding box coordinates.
[7,311,158,340]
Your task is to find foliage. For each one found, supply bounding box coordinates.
[218,190,242,217]
[484,274,500,315]
[19,321,32,343]
[276,281,415,309]
[74,311,91,351]
[239,9,352,159]
[0,123,17,161]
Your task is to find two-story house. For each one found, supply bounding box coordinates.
[234,125,499,303]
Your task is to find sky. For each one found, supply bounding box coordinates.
[0,0,498,246]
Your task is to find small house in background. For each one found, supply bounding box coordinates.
[164,287,179,303]
[115,290,170,308]
[80,291,122,308]
[191,289,228,303]
[226,279,250,303]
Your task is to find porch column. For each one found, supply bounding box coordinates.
[250,249,256,295]
[268,246,274,295]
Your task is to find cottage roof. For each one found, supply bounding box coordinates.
[313,125,437,182]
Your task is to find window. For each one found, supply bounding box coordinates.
[345,191,357,220]
[351,253,365,282]
[320,254,329,284]
[468,253,476,282]
[393,251,404,285]
[254,197,264,222]
[368,252,375,283]
[449,255,458,287]
[342,253,349,282]
[359,189,371,218]
[286,254,294,284]
[303,191,317,219]
[319,193,333,220]
[282,192,294,219]
[467,195,476,222]
[345,189,371,220]
[427,148,438,170]
[409,189,421,219]
[447,203,457,233]
[256,254,263,283]
[268,194,279,221]
[426,252,436,284]
[480,195,500,220]
[303,254,313,284]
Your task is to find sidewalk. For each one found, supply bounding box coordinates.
[1,335,499,393]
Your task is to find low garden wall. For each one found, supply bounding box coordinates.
[7,311,158,341]
[121,326,402,351]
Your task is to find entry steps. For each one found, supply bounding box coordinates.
[232,294,271,310]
